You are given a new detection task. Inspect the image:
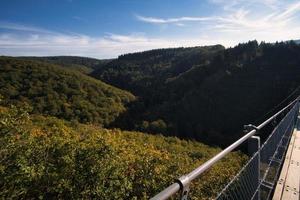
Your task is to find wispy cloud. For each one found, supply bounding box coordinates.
[0,25,232,59]
[136,15,214,25]
[137,1,300,28]
[136,1,300,39]
[1,0,300,59]
[274,1,300,20]
[0,21,58,34]
[209,0,280,10]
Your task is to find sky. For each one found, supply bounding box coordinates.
[0,0,300,59]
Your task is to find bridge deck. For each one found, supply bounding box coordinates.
[273,113,300,200]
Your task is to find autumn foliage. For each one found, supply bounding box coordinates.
[0,103,246,199]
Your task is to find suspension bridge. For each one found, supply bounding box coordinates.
[151,97,300,200]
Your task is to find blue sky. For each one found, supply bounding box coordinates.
[1,0,300,58]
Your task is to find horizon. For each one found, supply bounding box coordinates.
[1,0,300,59]
[2,40,298,60]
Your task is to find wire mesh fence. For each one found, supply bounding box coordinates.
[216,152,260,200]
[216,102,299,200]
[151,98,299,200]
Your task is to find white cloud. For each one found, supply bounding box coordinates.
[136,15,215,25]
[0,30,233,58]
[208,0,280,10]
[0,21,58,34]
[0,21,235,58]
[1,0,300,59]
[136,1,300,42]
[137,1,300,29]
[275,1,300,20]
[137,13,201,26]
[106,33,148,43]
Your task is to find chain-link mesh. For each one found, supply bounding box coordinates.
[216,102,299,200]
[216,151,260,200]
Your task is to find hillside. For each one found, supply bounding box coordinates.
[92,41,300,146]
[19,56,113,74]
[92,45,224,99]
[0,102,247,199]
[0,57,135,125]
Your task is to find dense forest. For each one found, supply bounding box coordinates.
[0,100,246,199]
[20,56,112,74]
[0,57,134,125]
[1,40,300,199]
[92,45,224,98]
[1,42,300,147]
[92,41,300,146]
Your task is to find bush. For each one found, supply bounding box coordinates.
[0,105,247,199]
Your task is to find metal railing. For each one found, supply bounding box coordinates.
[216,99,298,200]
[151,97,299,200]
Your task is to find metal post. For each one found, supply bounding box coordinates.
[248,136,261,200]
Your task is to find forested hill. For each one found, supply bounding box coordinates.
[19,56,113,74]
[92,45,225,97]
[0,56,135,125]
[2,41,300,147]
[0,102,246,199]
[92,41,300,146]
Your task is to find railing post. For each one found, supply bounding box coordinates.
[248,136,261,200]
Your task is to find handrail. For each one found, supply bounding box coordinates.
[151,96,299,200]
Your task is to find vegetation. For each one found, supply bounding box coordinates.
[0,57,135,125]
[93,41,300,146]
[2,41,299,199]
[0,102,247,199]
[19,56,113,74]
[2,41,300,147]
[92,45,224,97]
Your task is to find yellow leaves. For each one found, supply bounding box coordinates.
[0,105,247,199]
[0,106,8,113]
[30,128,47,137]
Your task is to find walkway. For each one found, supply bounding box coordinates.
[273,112,300,200]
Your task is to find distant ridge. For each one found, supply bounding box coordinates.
[18,56,113,74]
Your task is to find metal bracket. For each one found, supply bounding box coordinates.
[243,124,259,133]
[176,175,190,200]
